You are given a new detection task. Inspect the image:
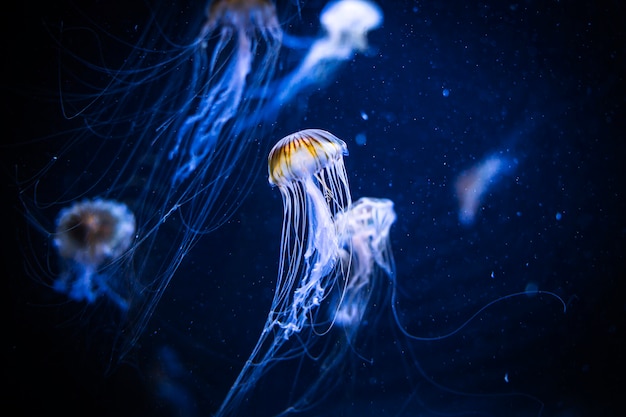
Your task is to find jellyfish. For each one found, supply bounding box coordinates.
[52,198,135,311]
[214,129,352,417]
[263,0,383,114]
[167,0,283,183]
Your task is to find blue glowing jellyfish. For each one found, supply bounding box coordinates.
[168,0,283,184]
[52,198,135,310]
[215,129,352,416]
[264,0,383,114]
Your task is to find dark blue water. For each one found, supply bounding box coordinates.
[5,1,625,416]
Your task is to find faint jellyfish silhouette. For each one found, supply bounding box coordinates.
[168,0,283,183]
[454,154,515,225]
[333,196,396,332]
[53,198,135,310]
[264,0,383,113]
[214,128,352,417]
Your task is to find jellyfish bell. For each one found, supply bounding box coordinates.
[267,128,351,335]
[260,0,383,115]
[204,0,280,33]
[268,128,349,188]
[54,198,135,267]
[53,198,135,310]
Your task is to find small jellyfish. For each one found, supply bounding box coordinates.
[215,129,352,417]
[333,197,396,332]
[53,198,135,310]
[265,0,383,112]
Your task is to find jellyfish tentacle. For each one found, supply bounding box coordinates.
[215,128,352,417]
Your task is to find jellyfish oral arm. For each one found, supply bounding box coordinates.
[304,176,339,277]
[269,0,383,109]
[169,27,254,183]
[53,262,129,311]
[280,176,340,337]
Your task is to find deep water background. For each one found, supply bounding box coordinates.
[4,1,625,416]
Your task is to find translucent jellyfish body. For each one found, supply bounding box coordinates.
[168,0,283,183]
[264,0,383,113]
[53,199,135,310]
[454,154,515,225]
[215,129,352,416]
[334,197,396,331]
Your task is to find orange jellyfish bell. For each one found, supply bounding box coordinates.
[268,128,348,187]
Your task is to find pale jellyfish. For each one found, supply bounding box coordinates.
[53,198,135,310]
[265,0,383,112]
[333,197,396,332]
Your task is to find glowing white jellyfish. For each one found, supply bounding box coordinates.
[264,0,383,113]
[333,197,396,332]
[53,199,135,310]
[215,129,352,417]
[268,128,352,336]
